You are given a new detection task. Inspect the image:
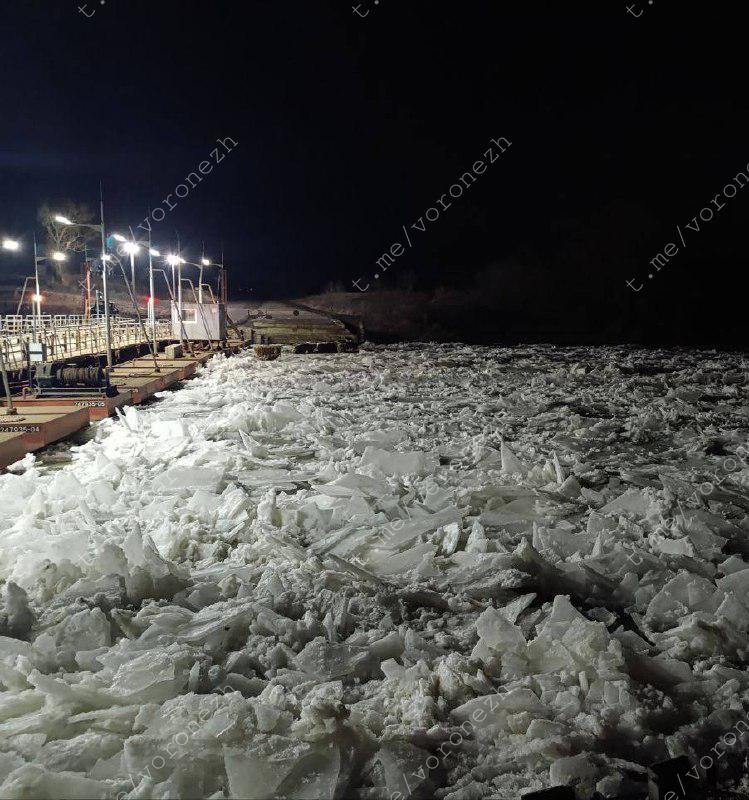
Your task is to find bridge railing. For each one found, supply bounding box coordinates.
[0,316,174,373]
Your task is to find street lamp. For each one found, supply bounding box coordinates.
[55,202,112,367]
[113,233,163,342]
[0,240,22,415]
[165,254,186,340]
[2,235,66,329]
[112,234,141,292]
[182,256,220,303]
[147,248,160,339]
[200,257,211,302]
[32,243,67,323]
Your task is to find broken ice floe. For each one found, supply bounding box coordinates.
[0,344,748,798]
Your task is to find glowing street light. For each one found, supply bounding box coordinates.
[3,236,60,328]
[110,232,164,338]
[181,254,222,303]
[125,243,139,289]
[54,215,73,226]
[146,243,161,340]
[111,234,142,289]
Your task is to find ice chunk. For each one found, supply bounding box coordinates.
[452,688,549,730]
[439,522,462,555]
[501,441,527,475]
[549,753,598,794]
[475,606,527,650]
[295,637,374,680]
[152,466,224,493]
[646,572,718,629]
[33,607,110,668]
[373,741,431,798]
[224,737,344,800]
[359,446,437,476]
[0,764,110,800]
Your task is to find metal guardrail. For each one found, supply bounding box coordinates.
[1,314,105,334]
[0,316,173,372]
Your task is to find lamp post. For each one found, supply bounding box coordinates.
[199,255,211,303]
[181,256,221,304]
[3,236,66,335]
[112,232,162,349]
[166,254,185,346]
[55,200,112,367]
[148,240,160,345]
[33,243,67,334]
[0,238,21,415]
[113,233,139,292]
[32,237,41,326]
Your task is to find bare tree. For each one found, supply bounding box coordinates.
[37,201,98,284]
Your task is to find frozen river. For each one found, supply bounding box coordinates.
[1,343,748,799]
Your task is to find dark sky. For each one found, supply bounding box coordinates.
[1,1,747,345]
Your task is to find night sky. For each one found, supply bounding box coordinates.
[1,1,747,346]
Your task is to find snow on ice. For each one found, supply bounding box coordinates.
[0,343,748,799]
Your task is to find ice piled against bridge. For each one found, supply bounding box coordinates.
[0,344,748,798]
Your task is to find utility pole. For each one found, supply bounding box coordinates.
[31,236,40,339]
[148,221,156,345]
[100,187,113,368]
[177,234,183,324]
[129,249,136,295]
